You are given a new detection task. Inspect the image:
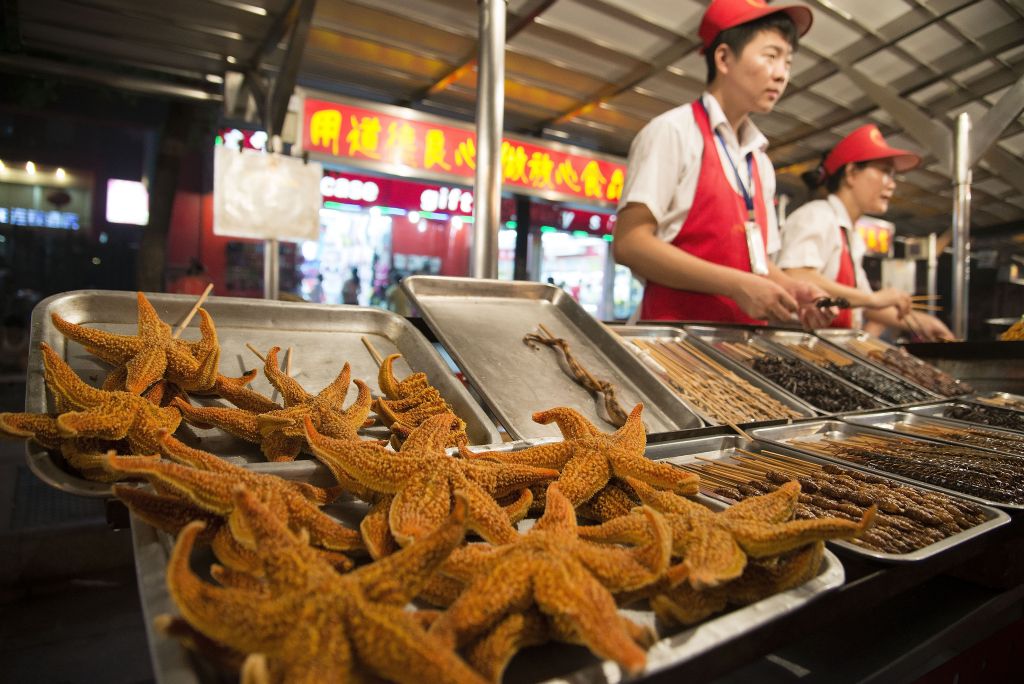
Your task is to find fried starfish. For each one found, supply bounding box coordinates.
[428,483,672,676]
[582,478,873,590]
[105,438,363,562]
[375,353,468,447]
[464,405,698,508]
[51,291,219,393]
[650,541,827,627]
[305,413,558,547]
[174,347,374,462]
[0,411,135,481]
[166,487,486,684]
[40,343,182,453]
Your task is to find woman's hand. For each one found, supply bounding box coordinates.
[869,288,912,317]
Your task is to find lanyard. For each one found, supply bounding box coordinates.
[713,128,755,220]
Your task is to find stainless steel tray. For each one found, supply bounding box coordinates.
[969,391,1024,413]
[614,326,818,424]
[402,276,703,440]
[25,290,501,497]
[748,420,1024,510]
[683,325,882,414]
[760,329,937,404]
[130,437,843,684]
[815,328,971,397]
[907,401,1024,436]
[843,410,1024,458]
[643,434,1008,563]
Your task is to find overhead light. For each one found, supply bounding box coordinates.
[25,161,36,174]
[226,55,238,64]
[206,74,224,84]
[0,159,6,172]
[55,168,67,180]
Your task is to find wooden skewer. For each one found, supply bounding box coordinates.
[909,294,941,300]
[172,283,214,339]
[245,343,266,363]
[911,304,943,312]
[726,421,754,442]
[361,336,384,368]
[285,346,293,376]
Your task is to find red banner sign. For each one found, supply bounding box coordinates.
[302,98,626,206]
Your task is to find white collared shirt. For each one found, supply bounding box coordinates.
[777,194,873,326]
[617,92,781,253]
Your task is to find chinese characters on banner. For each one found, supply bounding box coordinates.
[855,217,895,257]
[302,98,626,206]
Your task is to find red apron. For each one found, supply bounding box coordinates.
[830,225,857,329]
[639,99,769,324]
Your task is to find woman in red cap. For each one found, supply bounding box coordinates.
[614,0,834,328]
[777,124,954,341]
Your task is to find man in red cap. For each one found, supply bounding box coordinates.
[778,124,954,341]
[614,0,832,327]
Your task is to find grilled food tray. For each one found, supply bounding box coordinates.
[683,325,882,414]
[402,276,702,440]
[760,329,937,405]
[748,420,1024,510]
[130,437,843,684]
[969,391,1024,413]
[644,434,1008,563]
[815,329,971,397]
[843,410,1024,458]
[614,326,818,424]
[24,290,501,497]
[907,401,1024,435]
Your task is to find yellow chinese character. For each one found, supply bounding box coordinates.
[865,229,879,251]
[309,109,342,156]
[385,122,418,166]
[345,115,382,159]
[555,160,581,193]
[501,142,529,183]
[455,138,476,170]
[424,129,452,171]
[581,161,606,199]
[606,168,624,202]
[527,152,554,189]
[878,230,889,254]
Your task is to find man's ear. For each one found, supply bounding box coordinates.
[714,43,733,79]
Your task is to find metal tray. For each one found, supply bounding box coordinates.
[25,290,501,497]
[760,329,937,404]
[613,326,818,425]
[683,325,882,414]
[968,391,1024,413]
[748,420,1024,510]
[815,328,972,397]
[643,433,1008,563]
[843,410,1024,458]
[130,437,843,684]
[402,276,703,440]
[907,401,1024,436]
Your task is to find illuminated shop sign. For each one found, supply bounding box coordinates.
[320,175,380,203]
[319,170,475,216]
[856,216,895,257]
[216,128,269,151]
[302,98,626,207]
[420,186,473,214]
[0,206,80,229]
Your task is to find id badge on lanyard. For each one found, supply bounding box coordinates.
[715,127,769,275]
[744,211,769,275]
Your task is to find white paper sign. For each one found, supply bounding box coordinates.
[213,146,323,240]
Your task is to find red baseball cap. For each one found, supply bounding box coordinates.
[699,0,814,53]
[823,124,922,177]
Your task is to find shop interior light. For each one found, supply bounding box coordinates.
[418,211,449,221]
[572,230,589,238]
[378,207,407,216]
[322,201,364,212]
[540,225,557,233]
[25,161,36,174]
[451,217,463,230]
[603,234,614,242]
[505,220,517,229]
[460,215,475,224]
[55,168,67,181]
[407,210,420,224]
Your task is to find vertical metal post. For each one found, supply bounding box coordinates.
[601,246,615,321]
[470,0,507,279]
[926,232,938,303]
[951,113,972,339]
[264,238,280,300]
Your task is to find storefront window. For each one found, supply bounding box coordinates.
[539,230,607,317]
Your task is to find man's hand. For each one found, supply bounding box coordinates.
[786,279,837,329]
[727,272,800,322]
[869,288,912,318]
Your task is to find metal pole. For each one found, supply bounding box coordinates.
[951,113,972,340]
[926,232,937,304]
[470,0,507,279]
[264,238,280,300]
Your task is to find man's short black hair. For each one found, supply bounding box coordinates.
[705,13,799,85]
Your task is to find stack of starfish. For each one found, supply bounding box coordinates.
[0,292,876,682]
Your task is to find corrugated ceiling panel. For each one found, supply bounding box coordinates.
[809,72,866,108]
[508,26,639,81]
[855,49,917,86]
[598,0,705,36]
[603,90,676,121]
[897,24,962,65]
[801,11,863,54]
[946,1,1016,42]
[667,52,707,83]
[825,0,914,32]
[634,72,703,104]
[535,0,675,61]
[773,92,842,124]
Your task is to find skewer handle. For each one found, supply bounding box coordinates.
[172,283,214,339]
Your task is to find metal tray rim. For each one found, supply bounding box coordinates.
[907,401,1024,437]
[842,409,1024,459]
